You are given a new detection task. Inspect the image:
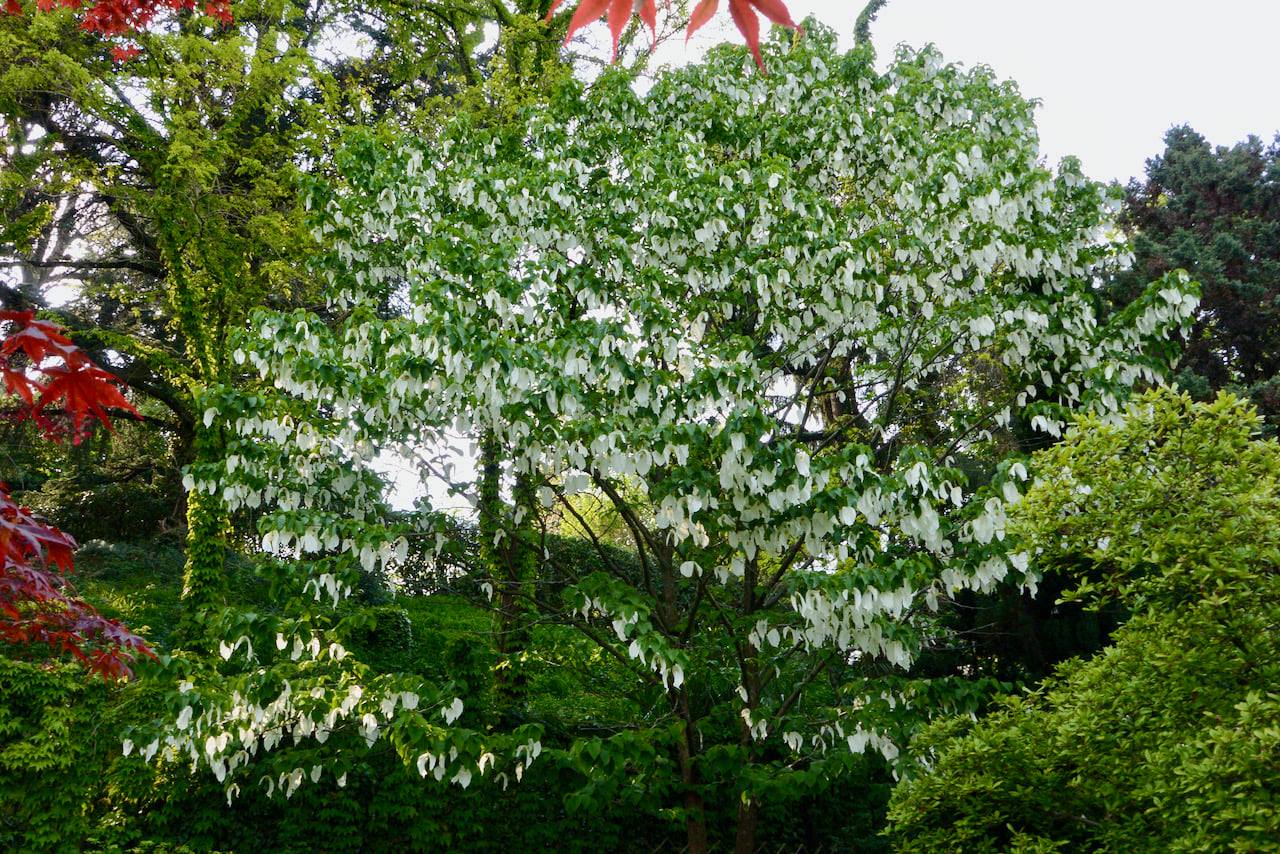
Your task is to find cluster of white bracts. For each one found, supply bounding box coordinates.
[199,32,1196,773]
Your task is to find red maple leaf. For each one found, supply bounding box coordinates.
[36,361,137,435]
[548,0,797,70]
[110,43,142,62]
[0,485,154,679]
[2,311,137,442]
[0,310,78,364]
[687,0,799,69]
[0,313,151,679]
[548,0,657,60]
[203,0,230,25]
[4,0,233,39]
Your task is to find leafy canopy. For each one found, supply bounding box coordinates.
[159,28,1200,829]
[888,391,1280,852]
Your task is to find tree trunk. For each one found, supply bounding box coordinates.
[180,420,226,619]
[735,562,761,854]
[678,739,709,854]
[480,432,537,709]
[734,799,759,854]
[685,790,710,854]
[498,470,537,703]
[674,689,709,854]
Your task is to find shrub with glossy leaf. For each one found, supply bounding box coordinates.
[886,391,1280,852]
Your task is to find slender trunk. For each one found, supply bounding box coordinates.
[658,527,707,851]
[676,703,709,854]
[478,430,506,672]
[480,432,537,708]
[684,790,710,854]
[500,470,537,702]
[735,560,760,854]
[733,799,759,854]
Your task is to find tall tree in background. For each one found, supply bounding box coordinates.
[1112,126,1280,424]
[0,0,566,617]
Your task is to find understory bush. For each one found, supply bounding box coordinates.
[887,392,1280,852]
[0,544,891,852]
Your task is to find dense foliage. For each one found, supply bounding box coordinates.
[886,391,1280,852]
[3,2,1276,851]
[0,543,894,851]
[0,0,569,613]
[1112,126,1280,425]
[178,27,1197,852]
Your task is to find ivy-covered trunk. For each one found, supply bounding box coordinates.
[180,419,226,612]
[164,238,230,617]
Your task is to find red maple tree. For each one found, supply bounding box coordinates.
[1,310,153,679]
[2,0,231,62]
[7,0,795,69]
[549,0,799,69]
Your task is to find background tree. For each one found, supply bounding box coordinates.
[1111,126,1280,424]
[0,0,568,616]
[192,28,1196,852]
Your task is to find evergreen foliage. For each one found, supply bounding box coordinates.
[1112,127,1280,424]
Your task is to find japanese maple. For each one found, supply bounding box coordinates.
[0,310,151,678]
[2,0,231,60]
[549,0,799,69]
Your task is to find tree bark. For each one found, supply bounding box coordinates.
[733,798,759,854]
[480,432,537,709]
[676,712,710,854]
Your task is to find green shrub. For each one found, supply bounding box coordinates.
[887,392,1280,852]
[0,660,107,853]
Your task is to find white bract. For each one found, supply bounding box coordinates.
[194,28,1196,789]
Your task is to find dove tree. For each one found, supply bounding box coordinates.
[184,28,1195,852]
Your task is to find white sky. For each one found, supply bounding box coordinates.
[663,0,1280,184]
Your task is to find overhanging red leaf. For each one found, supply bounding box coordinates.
[727,0,763,70]
[686,0,719,41]
[636,0,657,49]
[0,316,151,680]
[561,0,610,45]
[606,0,631,60]
[748,0,797,29]
[36,361,138,437]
